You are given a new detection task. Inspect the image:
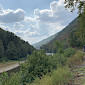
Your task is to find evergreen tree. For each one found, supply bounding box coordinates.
[6,41,19,60]
[0,39,4,58]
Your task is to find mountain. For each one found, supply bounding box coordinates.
[40,17,79,53]
[33,33,58,49]
[0,28,35,61]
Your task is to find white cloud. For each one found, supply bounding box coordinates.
[0,0,78,44]
[0,25,11,31]
[14,22,24,29]
[34,8,57,23]
[14,29,48,44]
[0,6,25,23]
[33,0,77,25]
[25,16,36,22]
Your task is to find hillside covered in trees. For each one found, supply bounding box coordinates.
[33,33,58,49]
[40,17,79,52]
[0,28,35,61]
[41,0,85,53]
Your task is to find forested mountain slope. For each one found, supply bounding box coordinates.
[0,28,35,60]
[33,33,58,49]
[41,18,79,52]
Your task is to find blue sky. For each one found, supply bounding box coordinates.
[0,0,78,44]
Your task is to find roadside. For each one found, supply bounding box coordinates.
[0,60,25,74]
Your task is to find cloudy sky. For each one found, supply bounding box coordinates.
[0,0,78,44]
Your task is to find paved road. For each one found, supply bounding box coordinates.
[0,61,25,73]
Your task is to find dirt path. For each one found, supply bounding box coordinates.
[0,61,25,73]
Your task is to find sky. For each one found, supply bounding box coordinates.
[0,0,78,44]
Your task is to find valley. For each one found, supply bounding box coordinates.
[0,0,85,85]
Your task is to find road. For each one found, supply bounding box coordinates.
[0,61,25,74]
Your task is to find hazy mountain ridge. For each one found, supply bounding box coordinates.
[33,33,58,49]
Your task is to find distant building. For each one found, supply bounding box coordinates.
[46,53,53,56]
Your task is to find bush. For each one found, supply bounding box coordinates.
[0,72,23,85]
[64,47,76,57]
[55,53,67,65]
[20,50,58,83]
[67,51,85,67]
[27,66,73,85]
[51,66,73,85]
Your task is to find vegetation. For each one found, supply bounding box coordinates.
[41,18,78,53]
[0,28,35,61]
[41,6,85,52]
[20,50,58,83]
[65,0,85,13]
[0,72,23,85]
[0,46,76,85]
[69,8,85,47]
[67,50,85,67]
[27,66,73,85]
[0,1,85,85]
[33,33,57,49]
[0,44,85,85]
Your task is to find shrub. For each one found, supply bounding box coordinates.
[20,50,58,83]
[64,47,76,57]
[0,72,23,85]
[55,53,67,65]
[27,66,73,85]
[67,51,85,67]
[51,66,73,85]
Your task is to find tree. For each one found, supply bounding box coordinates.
[76,8,85,45]
[56,41,64,53]
[20,50,58,83]
[65,0,85,14]
[69,30,81,47]
[0,40,4,58]
[6,41,19,60]
[64,0,85,47]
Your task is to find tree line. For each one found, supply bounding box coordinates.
[0,28,35,61]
